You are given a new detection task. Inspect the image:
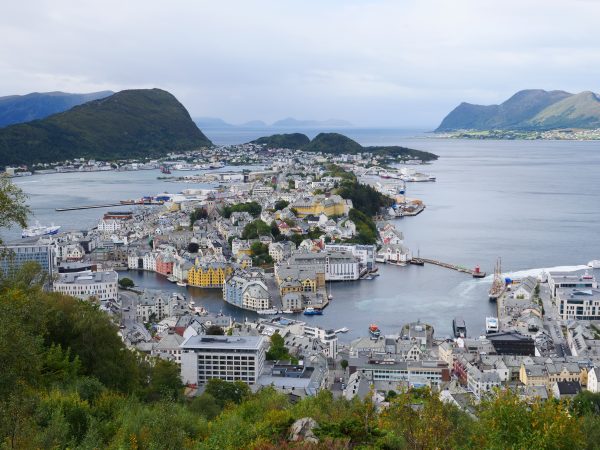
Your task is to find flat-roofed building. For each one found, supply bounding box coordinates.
[557,287,600,320]
[349,357,451,388]
[0,243,53,277]
[53,270,118,301]
[180,335,266,385]
[547,271,597,298]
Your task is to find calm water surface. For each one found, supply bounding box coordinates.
[6,131,600,340]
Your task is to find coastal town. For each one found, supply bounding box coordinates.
[2,141,600,411]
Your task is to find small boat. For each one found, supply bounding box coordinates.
[336,327,350,333]
[369,324,381,338]
[176,281,186,287]
[282,309,294,314]
[328,293,334,300]
[303,307,323,316]
[588,260,600,269]
[486,316,499,333]
[452,317,467,338]
[257,309,280,315]
[472,265,486,278]
[160,166,171,174]
[167,275,177,283]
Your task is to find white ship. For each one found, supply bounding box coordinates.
[485,317,499,334]
[22,222,61,238]
[256,309,280,315]
[588,260,600,269]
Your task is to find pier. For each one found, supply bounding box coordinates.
[410,257,486,277]
[55,203,125,211]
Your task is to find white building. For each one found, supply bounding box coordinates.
[588,367,600,393]
[375,244,412,265]
[180,335,266,385]
[325,244,376,271]
[53,270,118,301]
[287,251,360,281]
[97,219,123,233]
[304,325,338,358]
[548,271,597,298]
[143,253,157,272]
[556,287,600,321]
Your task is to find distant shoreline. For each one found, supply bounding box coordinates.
[433,128,600,141]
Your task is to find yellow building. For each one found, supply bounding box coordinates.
[187,263,233,288]
[291,194,348,218]
[279,276,317,296]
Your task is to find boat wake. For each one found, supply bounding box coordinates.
[477,264,590,281]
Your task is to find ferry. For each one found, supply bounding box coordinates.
[588,260,600,269]
[486,317,499,333]
[303,307,323,316]
[369,324,381,338]
[22,223,61,238]
[452,317,467,338]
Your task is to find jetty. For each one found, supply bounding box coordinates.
[410,257,486,278]
[55,203,125,212]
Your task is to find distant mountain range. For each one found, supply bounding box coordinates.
[250,132,438,161]
[436,89,600,131]
[194,116,353,129]
[0,89,211,167]
[0,91,113,128]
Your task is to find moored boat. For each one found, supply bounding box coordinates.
[22,223,61,238]
[257,309,280,315]
[452,317,467,338]
[369,324,381,338]
[486,316,499,333]
[303,307,323,316]
[588,260,600,269]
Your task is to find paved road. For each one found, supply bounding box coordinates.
[540,283,571,357]
[119,289,138,324]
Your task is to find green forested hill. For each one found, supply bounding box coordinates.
[0,91,113,128]
[0,88,212,167]
[251,132,310,149]
[250,132,438,161]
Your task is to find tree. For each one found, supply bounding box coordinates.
[146,359,182,402]
[205,325,224,335]
[189,207,208,227]
[266,332,291,361]
[242,220,271,239]
[340,359,348,370]
[274,200,289,211]
[187,242,200,253]
[0,176,29,249]
[118,277,134,289]
[204,379,250,407]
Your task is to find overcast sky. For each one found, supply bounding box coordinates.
[1,0,600,127]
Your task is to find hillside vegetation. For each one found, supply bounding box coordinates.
[251,133,310,149]
[0,89,212,167]
[0,91,113,128]
[251,132,438,161]
[437,89,600,131]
